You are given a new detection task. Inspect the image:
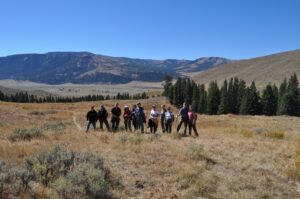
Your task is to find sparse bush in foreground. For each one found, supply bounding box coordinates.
[175,165,219,198]
[9,127,43,142]
[1,146,111,199]
[185,143,204,161]
[288,140,300,180]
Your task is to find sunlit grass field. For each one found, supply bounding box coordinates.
[1,98,300,198]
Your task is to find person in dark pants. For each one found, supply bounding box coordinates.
[149,105,159,133]
[165,107,174,133]
[86,105,98,132]
[111,103,121,132]
[176,102,188,135]
[134,102,146,133]
[160,104,167,133]
[131,104,137,131]
[188,105,199,136]
[123,105,132,132]
[98,104,110,131]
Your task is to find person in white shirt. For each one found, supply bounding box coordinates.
[149,105,159,133]
[164,107,174,133]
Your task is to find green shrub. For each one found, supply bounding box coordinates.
[263,130,285,139]
[0,160,8,195]
[118,134,128,144]
[129,134,143,145]
[186,143,204,161]
[9,127,43,142]
[29,111,45,116]
[42,122,66,132]
[52,164,109,198]
[1,146,111,198]
[147,133,161,142]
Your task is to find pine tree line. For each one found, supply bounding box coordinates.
[163,74,300,116]
[0,91,148,103]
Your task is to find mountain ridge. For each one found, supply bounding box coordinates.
[0,52,231,84]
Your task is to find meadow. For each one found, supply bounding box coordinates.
[1,98,300,199]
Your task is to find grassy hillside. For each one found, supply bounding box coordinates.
[192,49,300,89]
[1,98,300,198]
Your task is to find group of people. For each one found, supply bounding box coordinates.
[86,102,198,136]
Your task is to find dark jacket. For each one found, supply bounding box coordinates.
[111,107,121,118]
[179,107,189,119]
[87,110,98,122]
[134,107,146,123]
[98,108,108,120]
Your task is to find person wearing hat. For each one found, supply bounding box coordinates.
[98,104,110,131]
[86,105,98,132]
[123,105,132,132]
[149,105,159,133]
[111,103,121,132]
[165,106,175,133]
[134,102,146,133]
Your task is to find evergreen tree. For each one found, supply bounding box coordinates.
[277,78,288,115]
[239,82,261,115]
[191,84,200,111]
[163,75,173,98]
[278,73,299,116]
[207,81,220,115]
[198,84,207,114]
[218,79,229,114]
[237,79,246,112]
[261,84,277,115]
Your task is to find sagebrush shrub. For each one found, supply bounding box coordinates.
[186,143,204,161]
[9,127,43,141]
[1,146,110,198]
[42,122,66,131]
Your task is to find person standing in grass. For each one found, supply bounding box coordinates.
[160,104,167,133]
[176,102,188,136]
[134,102,146,133]
[188,105,199,136]
[131,104,137,130]
[165,106,174,133]
[98,104,110,131]
[123,105,132,132]
[111,103,121,132]
[86,105,98,132]
[149,105,159,133]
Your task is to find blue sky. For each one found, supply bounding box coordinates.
[1,0,300,59]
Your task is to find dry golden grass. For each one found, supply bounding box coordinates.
[1,98,300,198]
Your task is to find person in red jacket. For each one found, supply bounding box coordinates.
[188,105,199,136]
[123,105,132,132]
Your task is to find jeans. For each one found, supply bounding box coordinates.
[136,118,144,133]
[124,118,132,131]
[99,119,110,130]
[188,121,198,136]
[111,117,120,132]
[165,119,172,133]
[86,120,96,132]
[177,117,188,134]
